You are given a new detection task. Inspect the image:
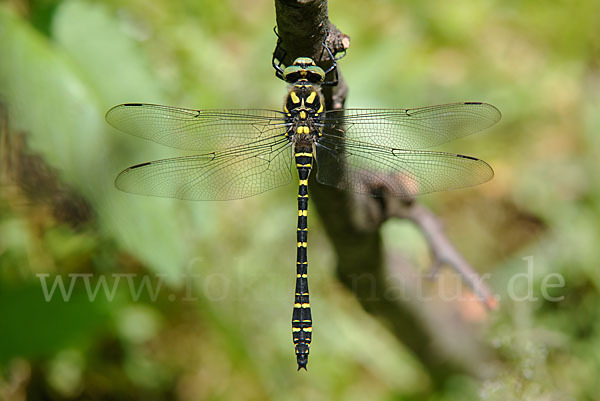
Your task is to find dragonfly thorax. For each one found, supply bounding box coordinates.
[284,79,324,146]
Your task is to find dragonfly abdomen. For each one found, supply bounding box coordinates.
[292,150,313,370]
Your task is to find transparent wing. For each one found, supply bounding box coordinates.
[320,102,501,150]
[315,139,493,198]
[115,137,293,200]
[106,103,288,151]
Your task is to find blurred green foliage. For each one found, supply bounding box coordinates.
[1,0,599,400]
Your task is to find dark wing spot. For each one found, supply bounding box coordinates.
[130,161,152,169]
[456,154,479,161]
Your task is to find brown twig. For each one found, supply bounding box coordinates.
[393,202,497,309]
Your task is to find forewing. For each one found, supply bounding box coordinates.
[321,102,501,150]
[115,138,293,200]
[315,140,493,198]
[106,103,288,151]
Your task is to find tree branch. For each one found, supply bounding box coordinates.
[274,0,495,387]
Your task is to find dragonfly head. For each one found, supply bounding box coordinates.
[283,57,325,85]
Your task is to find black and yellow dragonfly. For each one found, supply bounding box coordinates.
[106,56,500,370]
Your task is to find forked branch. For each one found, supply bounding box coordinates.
[274,0,495,387]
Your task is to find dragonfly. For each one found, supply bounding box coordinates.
[106,49,501,371]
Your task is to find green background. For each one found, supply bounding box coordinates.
[1,0,599,400]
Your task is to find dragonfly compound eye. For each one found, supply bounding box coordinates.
[283,58,326,84]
